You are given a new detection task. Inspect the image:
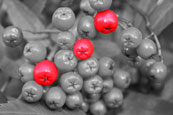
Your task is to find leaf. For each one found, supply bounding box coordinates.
[4,0,48,41]
[149,0,173,35]
[23,0,47,15]
[0,100,86,115]
[108,91,173,115]
[92,40,121,58]
[0,57,25,79]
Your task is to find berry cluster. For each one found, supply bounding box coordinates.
[1,0,167,115]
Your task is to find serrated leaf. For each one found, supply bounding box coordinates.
[149,0,173,35]
[0,100,86,115]
[4,0,48,41]
[92,40,121,58]
[23,0,47,15]
[107,92,173,115]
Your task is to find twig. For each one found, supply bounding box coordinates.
[127,1,164,62]
[118,16,133,27]
[118,21,128,30]
[17,93,22,100]
[23,29,61,34]
[152,32,164,63]
[47,45,59,61]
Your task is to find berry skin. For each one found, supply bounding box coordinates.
[66,92,83,109]
[84,75,103,94]
[2,26,24,48]
[77,16,96,39]
[121,27,142,48]
[103,88,123,108]
[54,50,78,72]
[80,0,96,15]
[55,31,76,50]
[141,59,156,76]
[113,69,131,89]
[45,86,66,110]
[23,42,47,63]
[94,10,118,34]
[73,38,94,60]
[149,62,167,82]
[137,39,157,59]
[102,78,114,93]
[80,101,89,112]
[33,60,58,86]
[121,46,138,59]
[89,100,107,115]
[52,7,75,31]
[89,0,112,11]
[60,72,83,94]
[22,81,43,102]
[98,57,115,79]
[19,63,34,82]
[78,57,99,78]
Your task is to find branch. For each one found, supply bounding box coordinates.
[127,1,164,62]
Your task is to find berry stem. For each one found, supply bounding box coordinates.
[118,21,127,30]
[126,1,152,34]
[17,93,22,100]
[47,45,59,61]
[23,29,61,34]
[127,1,164,63]
[0,77,11,93]
[117,16,133,30]
[152,32,164,63]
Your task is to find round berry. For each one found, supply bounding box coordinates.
[84,75,103,94]
[77,16,96,39]
[54,50,78,72]
[98,57,115,79]
[19,63,34,82]
[66,92,83,109]
[2,26,24,48]
[102,78,114,93]
[45,86,66,109]
[23,42,47,63]
[55,31,76,49]
[33,60,58,86]
[103,88,123,108]
[60,72,83,94]
[149,62,167,82]
[22,81,43,102]
[89,100,107,115]
[121,46,138,59]
[73,38,94,60]
[94,10,118,34]
[121,27,142,48]
[52,7,75,31]
[78,57,99,78]
[80,0,96,15]
[113,69,131,89]
[89,0,112,11]
[137,39,157,59]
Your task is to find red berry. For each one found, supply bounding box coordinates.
[33,60,58,86]
[94,10,118,34]
[73,38,94,60]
